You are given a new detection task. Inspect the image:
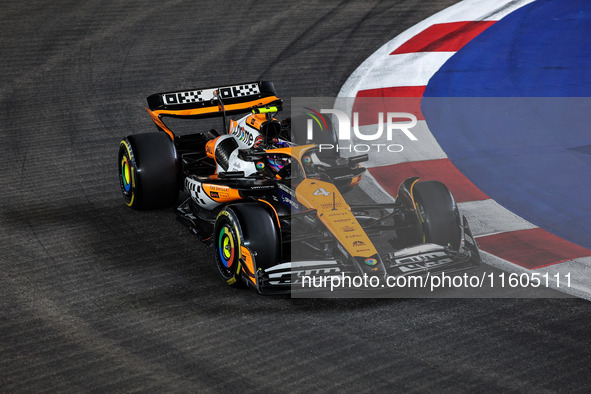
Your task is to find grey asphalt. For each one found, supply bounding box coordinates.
[1,1,590,392]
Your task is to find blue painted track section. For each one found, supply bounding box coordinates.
[422,0,591,249]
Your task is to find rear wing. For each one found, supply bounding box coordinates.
[146,81,281,118]
[146,81,282,140]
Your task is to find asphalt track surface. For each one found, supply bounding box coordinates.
[1,1,590,392]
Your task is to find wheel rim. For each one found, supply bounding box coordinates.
[121,155,131,193]
[216,220,243,282]
[119,141,135,206]
[218,225,236,269]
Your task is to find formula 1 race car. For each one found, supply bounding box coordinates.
[118,81,480,294]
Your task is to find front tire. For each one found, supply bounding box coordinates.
[412,181,462,250]
[213,203,280,287]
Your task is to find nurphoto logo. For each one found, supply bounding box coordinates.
[305,108,418,153]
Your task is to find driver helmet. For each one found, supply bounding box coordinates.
[266,154,290,172]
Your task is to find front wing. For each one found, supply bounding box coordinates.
[251,216,480,295]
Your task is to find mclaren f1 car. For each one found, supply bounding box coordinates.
[118,81,480,294]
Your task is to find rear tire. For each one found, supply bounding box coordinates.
[118,132,179,210]
[412,181,462,250]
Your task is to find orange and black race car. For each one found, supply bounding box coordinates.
[118,81,480,294]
